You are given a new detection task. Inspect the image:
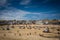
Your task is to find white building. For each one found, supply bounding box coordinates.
[36,20,44,25]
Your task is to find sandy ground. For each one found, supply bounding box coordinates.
[0,24,60,40]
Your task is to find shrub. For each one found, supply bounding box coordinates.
[2,28,5,30]
[4,34,6,36]
[11,26,14,28]
[7,28,10,30]
[57,29,60,31]
[19,33,21,36]
[17,30,19,33]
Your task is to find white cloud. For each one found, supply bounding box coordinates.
[0,7,32,20]
[24,6,38,8]
[0,7,60,20]
[20,0,31,5]
[0,7,40,20]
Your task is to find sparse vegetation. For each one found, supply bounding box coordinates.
[11,26,14,28]
[19,33,21,36]
[0,20,60,40]
[4,34,6,36]
[7,27,10,30]
[57,29,60,31]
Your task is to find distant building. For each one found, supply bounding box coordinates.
[26,20,36,24]
[0,20,60,25]
[42,19,49,25]
[36,20,44,25]
[49,20,60,25]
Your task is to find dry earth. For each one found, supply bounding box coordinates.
[0,24,60,40]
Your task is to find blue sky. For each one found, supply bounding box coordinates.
[0,0,60,20]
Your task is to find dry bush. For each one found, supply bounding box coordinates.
[4,34,6,36]
[11,26,14,28]
[19,33,21,36]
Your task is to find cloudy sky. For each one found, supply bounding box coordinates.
[0,0,60,20]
